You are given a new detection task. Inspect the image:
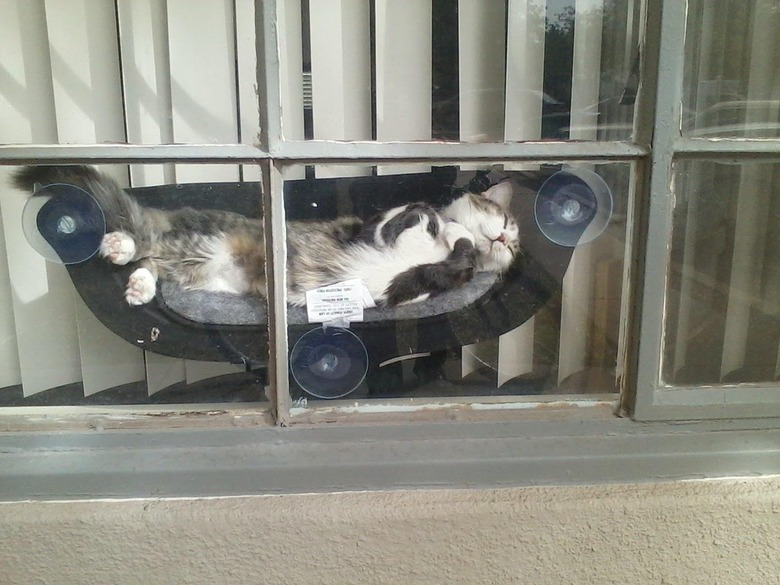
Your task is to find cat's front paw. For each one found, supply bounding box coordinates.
[443,222,475,250]
[100,231,136,265]
[125,268,156,305]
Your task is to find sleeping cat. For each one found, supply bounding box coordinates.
[12,165,520,307]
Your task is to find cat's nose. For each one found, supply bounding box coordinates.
[494,233,507,245]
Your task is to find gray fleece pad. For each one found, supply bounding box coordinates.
[159,272,498,327]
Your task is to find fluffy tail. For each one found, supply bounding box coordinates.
[11,165,150,236]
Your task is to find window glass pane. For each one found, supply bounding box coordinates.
[282,162,631,403]
[682,0,780,139]
[283,0,641,143]
[0,0,260,146]
[664,159,780,386]
[0,163,269,407]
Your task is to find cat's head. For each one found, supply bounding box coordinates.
[445,179,521,273]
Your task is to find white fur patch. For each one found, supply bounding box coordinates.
[338,230,449,303]
[101,231,136,265]
[125,267,156,305]
[203,239,251,294]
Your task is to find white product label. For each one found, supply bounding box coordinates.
[305,279,374,323]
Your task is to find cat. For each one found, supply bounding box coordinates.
[11,165,520,308]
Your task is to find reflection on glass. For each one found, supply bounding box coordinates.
[283,162,631,401]
[683,0,780,139]
[287,0,640,142]
[0,164,268,406]
[665,160,780,386]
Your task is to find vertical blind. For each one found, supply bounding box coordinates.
[668,0,780,386]
[0,0,259,399]
[0,0,632,399]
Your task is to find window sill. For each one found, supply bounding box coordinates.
[1,407,779,501]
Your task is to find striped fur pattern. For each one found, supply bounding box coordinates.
[11,166,520,308]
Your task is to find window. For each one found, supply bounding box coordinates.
[0,0,778,428]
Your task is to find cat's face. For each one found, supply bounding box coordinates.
[445,180,521,273]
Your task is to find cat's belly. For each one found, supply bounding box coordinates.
[203,241,251,294]
[347,240,450,302]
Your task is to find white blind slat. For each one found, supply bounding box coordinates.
[278,0,306,143]
[1,185,81,396]
[672,3,719,376]
[0,1,80,396]
[461,342,495,380]
[235,0,263,181]
[0,200,21,389]
[504,0,546,143]
[117,0,173,147]
[458,0,506,143]
[45,0,147,397]
[497,323,535,387]
[375,0,432,174]
[569,0,604,140]
[166,0,239,149]
[185,361,244,385]
[375,0,432,140]
[145,352,187,396]
[166,1,246,389]
[117,0,176,186]
[0,0,56,389]
[494,0,548,385]
[557,0,604,385]
[309,0,371,178]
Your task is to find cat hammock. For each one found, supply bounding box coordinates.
[60,167,584,396]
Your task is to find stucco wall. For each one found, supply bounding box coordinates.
[1,477,778,585]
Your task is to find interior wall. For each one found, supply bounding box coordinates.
[1,477,778,585]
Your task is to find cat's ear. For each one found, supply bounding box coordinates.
[482,179,517,211]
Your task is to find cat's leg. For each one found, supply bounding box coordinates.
[442,221,476,249]
[124,260,158,306]
[384,237,478,306]
[100,231,138,265]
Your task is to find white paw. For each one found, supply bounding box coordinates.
[125,268,156,305]
[443,222,475,249]
[100,231,136,265]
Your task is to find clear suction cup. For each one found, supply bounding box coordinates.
[22,183,106,264]
[290,327,369,399]
[534,169,613,247]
